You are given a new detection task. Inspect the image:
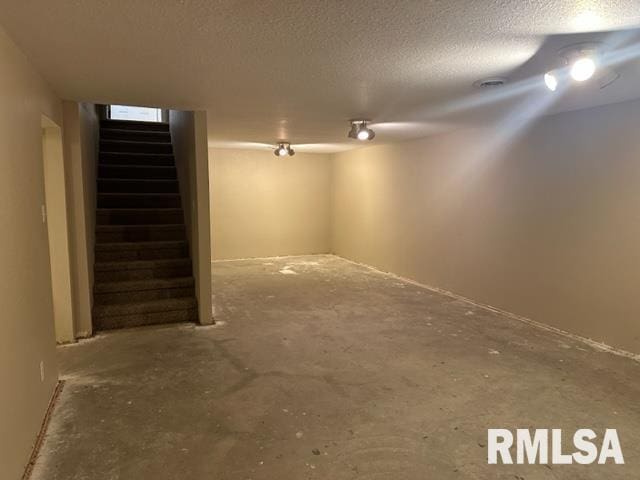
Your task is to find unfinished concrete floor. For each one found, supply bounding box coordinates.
[32,255,639,479]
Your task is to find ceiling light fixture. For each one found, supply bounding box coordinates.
[348,120,375,141]
[274,142,295,157]
[545,44,601,91]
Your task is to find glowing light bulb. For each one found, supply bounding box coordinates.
[357,129,371,140]
[544,71,558,91]
[570,57,596,82]
[278,147,288,156]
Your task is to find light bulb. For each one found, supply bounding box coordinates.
[357,128,371,140]
[544,71,558,91]
[278,147,288,156]
[570,57,596,82]
[348,120,375,141]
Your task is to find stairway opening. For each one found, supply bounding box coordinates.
[92,114,198,330]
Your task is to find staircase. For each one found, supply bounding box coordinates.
[93,119,197,330]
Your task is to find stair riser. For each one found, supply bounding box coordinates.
[98,194,181,208]
[100,140,173,154]
[98,179,179,193]
[95,265,192,282]
[101,130,171,143]
[101,120,169,132]
[95,246,188,262]
[94,287,195,305]
[96,228,186,243]
[95,308,197,331]
[100,153,174,166]
[98,165,177,179]
[97,210,184,225]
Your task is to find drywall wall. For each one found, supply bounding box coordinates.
[170,110,213,324]
[43,119,74,343]
[62,101,98,339]
[332,98,640,354]
[0,26,61,479]
[210,149,332,260]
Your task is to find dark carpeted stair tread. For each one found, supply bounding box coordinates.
[93,297,197,317]
[95,258,191,271]
[98,192,181,197]
[99,152,175,166]
[97,207,183,212]
[95,240,188,252]
[93,277,195,305]
[96,224,186,232]
[94,308,197,330]
[94,240,188,261]
[101,128,171,143]
[98,178,179,193]
[96,224,186,242]
[94,277,195,305]
[100,139,173,154]
[98,164,177,179]
[95,276,195,293]
[101,119,169,132]
[94,258,192,282]
[97,208,185,225]
[98,193,181,208]
[98,164,176,169]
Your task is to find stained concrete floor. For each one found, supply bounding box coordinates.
[32,255,639,479]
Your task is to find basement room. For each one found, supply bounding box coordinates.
[1,1,639,479]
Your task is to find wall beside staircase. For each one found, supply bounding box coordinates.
[63,101,99,339]
[0,26,61,480]
[169,110,213,325]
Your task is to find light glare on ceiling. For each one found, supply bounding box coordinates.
[572,11,601,31]
[544,71,558,91]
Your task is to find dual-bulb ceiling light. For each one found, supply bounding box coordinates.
[274,142,295,157]
[544,46,599,92]
[348,120,375,141]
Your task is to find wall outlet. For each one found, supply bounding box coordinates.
[40,361,45,382]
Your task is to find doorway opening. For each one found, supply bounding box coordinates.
[42,115,75,343]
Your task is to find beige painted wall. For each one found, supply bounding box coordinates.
[0,26,61,479]
[43,120,75,343]
[333,99,640,354]
[170,110,213,324]
[210,149,332,260]
[62,101,99,339]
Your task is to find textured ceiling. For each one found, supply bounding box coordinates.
[2,1,640,151]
